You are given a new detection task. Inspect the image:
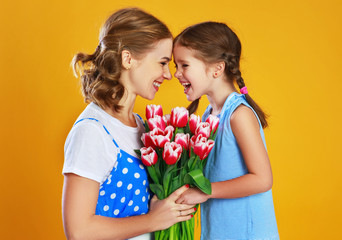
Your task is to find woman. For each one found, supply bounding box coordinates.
[62,8,195,240]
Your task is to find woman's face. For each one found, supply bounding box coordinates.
[127,38,173,100]
[173,44,213,101]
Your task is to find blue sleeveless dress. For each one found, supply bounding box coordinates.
[201,92,279,240]
[74,118,151,218]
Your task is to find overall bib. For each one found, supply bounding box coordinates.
[74,118,151,218]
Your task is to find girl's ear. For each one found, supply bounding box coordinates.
[213,61,225,78]
[121,50,133,70]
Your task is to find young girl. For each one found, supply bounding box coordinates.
[173,22,279,239]
[62,8,195,240]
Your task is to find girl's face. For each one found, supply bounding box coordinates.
[173,44,213,101]
[128,38,173,100]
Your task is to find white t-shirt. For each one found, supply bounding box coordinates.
[63,102,145,184]
[63,103,152,239]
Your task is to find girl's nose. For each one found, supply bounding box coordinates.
[174,69,182,79]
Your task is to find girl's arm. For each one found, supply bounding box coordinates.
[176,105,273,204]
[62,173,194,240]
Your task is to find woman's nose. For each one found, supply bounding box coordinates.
[163,66,172,80]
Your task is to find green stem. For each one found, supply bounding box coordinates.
[191,155,199,170]
[159,229,164,240]
[169,225,175,240]
[155,230,159,240]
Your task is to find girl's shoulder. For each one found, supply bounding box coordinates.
[230,104,260,132]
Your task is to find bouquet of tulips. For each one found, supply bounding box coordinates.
[135,105,219,240]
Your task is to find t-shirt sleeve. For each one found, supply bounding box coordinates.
[63,120,118,184]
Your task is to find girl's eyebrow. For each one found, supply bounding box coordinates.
[173,59,188,64]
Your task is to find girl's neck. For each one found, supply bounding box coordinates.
[103,91,138,127]
[206,80,237,116]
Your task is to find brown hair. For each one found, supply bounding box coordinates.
[174,22,268,128]
[72,8,172,111]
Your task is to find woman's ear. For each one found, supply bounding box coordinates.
[213,61,225,78]
[122,50,132,70]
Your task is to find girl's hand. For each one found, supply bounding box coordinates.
[147,185,196,231]
[175,187,210,205]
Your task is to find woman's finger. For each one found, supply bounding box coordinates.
[177,214,194,222]
[178,207,197,217]
[178,203,196,211]
[175,196,183,204]
[167,184,189,202]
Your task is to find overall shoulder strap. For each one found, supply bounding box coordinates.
[74,118,120,148]
[135,114,145,127]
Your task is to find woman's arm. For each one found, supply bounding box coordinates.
[176,105,273,204]
[62,173,194,240]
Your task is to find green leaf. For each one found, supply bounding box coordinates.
[184,169,212,195]
[180,149,188,168]
[163,165,178,196]
[149,183,165,200]
[170,175,181,194]
[147,166,160,185]
[144,120,150,132]
[187,155,196,170]
[177,127,185,134]
[134,149,141,157]
[185,122,191,134]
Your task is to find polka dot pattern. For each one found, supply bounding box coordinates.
[95,149,150,218]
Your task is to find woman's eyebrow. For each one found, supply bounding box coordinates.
[161,57,171,62]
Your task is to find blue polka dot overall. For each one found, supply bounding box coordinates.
[75,118,151,218]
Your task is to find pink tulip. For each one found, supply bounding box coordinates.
[150,126,174,148]
[147,115,166,131]
[170,107,189,128]
[146,104,163,120]
[206,114,220,135]
[175,133,190,150]
[190,134,206,149]
[193,137,215,160]
[140,147,158,166]
[163,142,183,165]
[141,132,155,148]
[163,114,171,126]
[189,114,201,134]
[195,122,211,138]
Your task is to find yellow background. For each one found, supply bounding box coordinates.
[1,0,341,239]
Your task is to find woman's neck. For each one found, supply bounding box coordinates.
[103,91,138,127]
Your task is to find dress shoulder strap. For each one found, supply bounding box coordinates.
[74,118,120,148]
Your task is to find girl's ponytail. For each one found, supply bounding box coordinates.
[187,98,200,115]
[226,55,268,129]
[235,74,268,129]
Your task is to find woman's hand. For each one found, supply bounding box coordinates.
[175,187,210,205]
[147,185,196,231]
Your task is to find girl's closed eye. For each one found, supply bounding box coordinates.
[160,62,168,66]
[174,63,188,69]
